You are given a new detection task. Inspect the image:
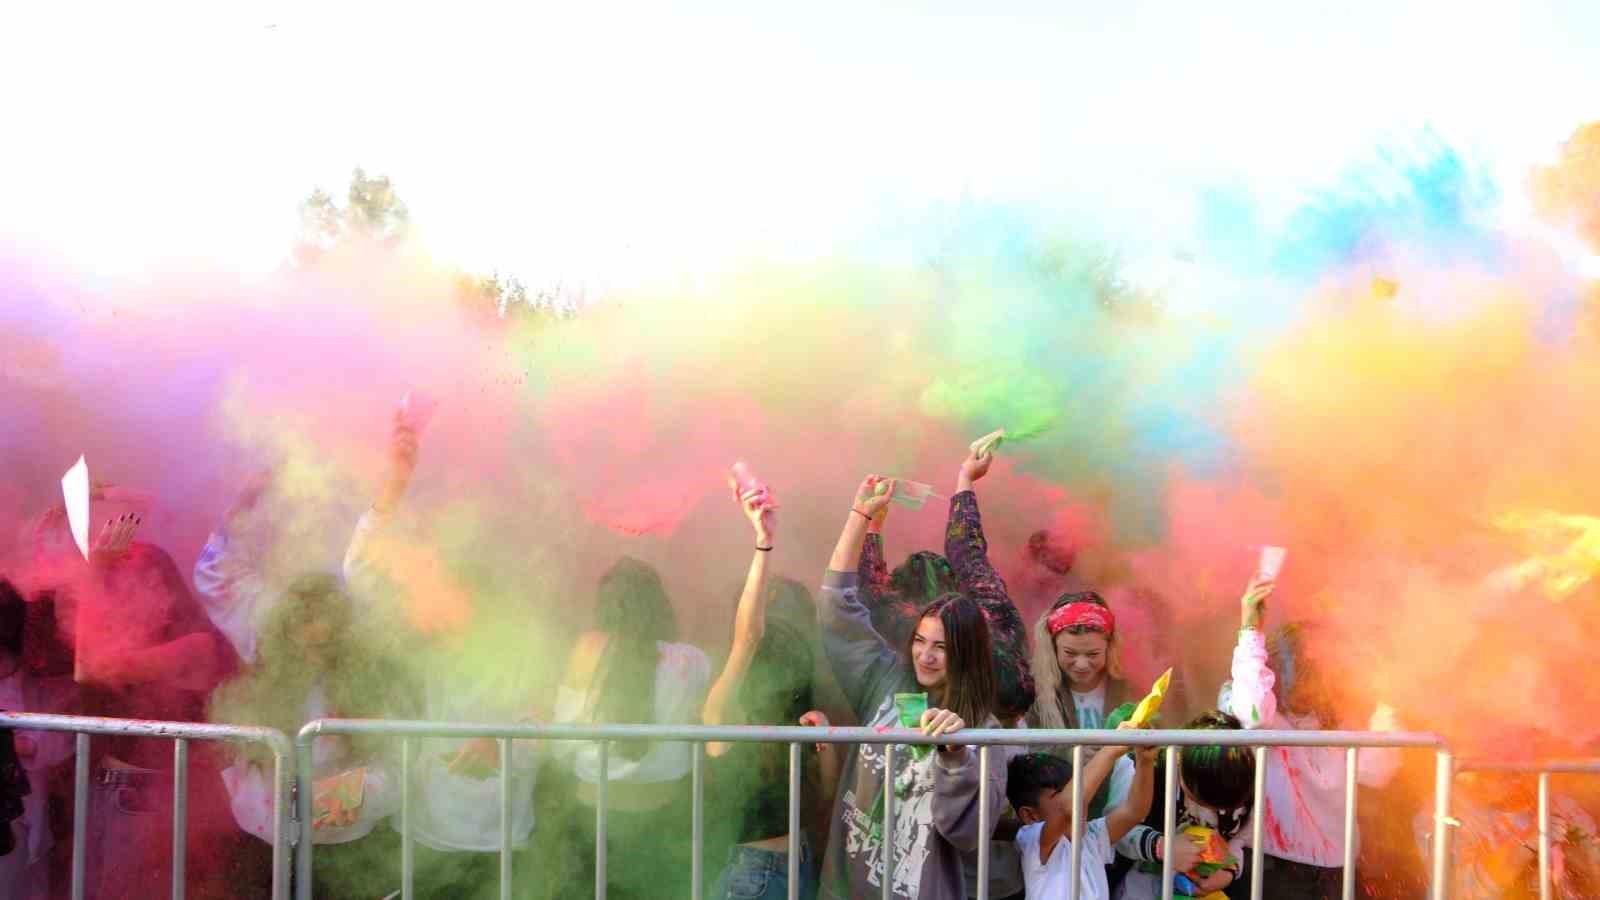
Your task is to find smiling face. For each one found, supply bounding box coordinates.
[910,613,948,690]
[1054,629,1109,691]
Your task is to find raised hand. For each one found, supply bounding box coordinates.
[737,486,776,547]
[1240,579,1274,631]
[90,514,140,565]
[853,475,897,519]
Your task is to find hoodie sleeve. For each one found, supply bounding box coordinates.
[1226,628,1277,730]
[818,569,903,722]
[930,747,1010,852]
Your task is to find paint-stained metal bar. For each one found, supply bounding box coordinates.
[401,738,414,900]
[596,741,608,900]
[1431,751,1454,900]
[1161,746,1178,900]
[72,733,89,900]
[172,738,189,900]
[977,745,990,900]
[788,743,801,900]
[1342,747,1358,900]
[295,730,315,900]
[500,738,512,900]
[1069,745,1084,900]
[1251,746,1266,900]
[1539,772,1551,900]
[882,744,895,900]
[692,742,704,900]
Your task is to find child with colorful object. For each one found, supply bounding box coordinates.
[1006,724,1158,900]
[1220,568,1401,898]
[1107,711,1256,900]
[817,474,1006,900]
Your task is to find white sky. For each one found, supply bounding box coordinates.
[2,1,1598,286]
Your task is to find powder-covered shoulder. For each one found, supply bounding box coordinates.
[659,641,712,684]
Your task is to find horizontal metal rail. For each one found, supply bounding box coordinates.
[0,711,293,900]
[296,719,1447,900]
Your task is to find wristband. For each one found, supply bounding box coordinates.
[851,507,871,521]
[756,545,773,552]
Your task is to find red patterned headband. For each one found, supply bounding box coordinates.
[1047,601,1115,637]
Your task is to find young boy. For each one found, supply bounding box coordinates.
[1007,736,1157,900]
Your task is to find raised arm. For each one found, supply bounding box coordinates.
[1104,745,1158,843]
[342,416,419,605]
[1226,580,1278,729]
[945,449,1008,602]
[703,485,778,756]
[820,476,903,720]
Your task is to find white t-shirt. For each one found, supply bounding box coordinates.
[1016,818,1116,900]
[1071,683,1107,729]
[552,641,711,786]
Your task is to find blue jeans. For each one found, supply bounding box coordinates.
[712,843,815,900]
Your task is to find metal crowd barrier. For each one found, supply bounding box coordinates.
[0,711,294,900]
[295,719,1451,900]
[1453,758,1600,900]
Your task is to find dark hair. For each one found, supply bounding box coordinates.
[0,580,23,676]
[1267,621,1336,722]
[589,557,677,759]
[905,594,995,727]
[737,619,814,727]
[735,618,817,787]
[1006,752,1073,813]
[1026,530,1076,575]
[890,552,957,607]
[1178,710,1255,839]
[763,577,816,636]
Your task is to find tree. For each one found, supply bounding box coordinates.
[293,168,411,266]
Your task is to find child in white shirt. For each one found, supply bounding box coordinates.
[1007,727,1157,900]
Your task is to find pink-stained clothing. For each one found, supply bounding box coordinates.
[1221,628,1401,867]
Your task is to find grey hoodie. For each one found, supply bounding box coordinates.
[818,570,1007,900]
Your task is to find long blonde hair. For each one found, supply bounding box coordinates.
[1028,591,1122,730]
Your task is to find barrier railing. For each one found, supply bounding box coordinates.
[295,719,1450,900]
[0,711,294,900]
[1453,758,1600,900]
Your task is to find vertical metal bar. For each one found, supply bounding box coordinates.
[977,745,991,900]
[881,743,894,900]
[401,738,414,900]
[295,737,315,900]
[692,742,704,900]
[271,748,290,900]
[1342,747,1358,900]
[1161,746,1178,900]
[788,742,801,900]
[71,733,90,900]
[1068,745,1084,900]
[173,738,189,900]
[596,741,608,900]
[1430,751,1453,900]
[1251,746,1266,900]
[1539,772,1552,900]
[499,738,512,900]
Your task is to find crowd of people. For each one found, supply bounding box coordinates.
[0,415,1583,900]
